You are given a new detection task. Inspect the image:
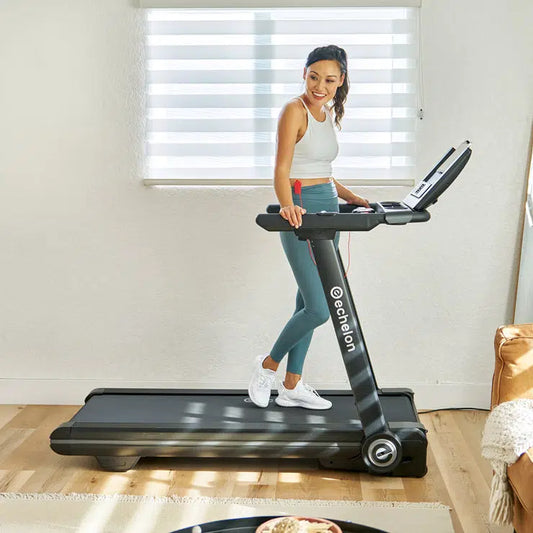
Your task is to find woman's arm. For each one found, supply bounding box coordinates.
[274,102,306,228]
[332,178,370,207]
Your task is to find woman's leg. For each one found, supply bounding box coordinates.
[269,232,331,373]
[258,182,339,408]
[262,290,310,386]
[284,289,312,377]
[285,290,313,387]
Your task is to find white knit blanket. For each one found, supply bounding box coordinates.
[481,399,533,524]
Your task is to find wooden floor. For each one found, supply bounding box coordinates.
[0,405,512,533]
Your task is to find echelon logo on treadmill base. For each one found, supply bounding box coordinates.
[244,398,275,404]
[330,286,356,352]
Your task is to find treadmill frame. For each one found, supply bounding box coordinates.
[50,215,429,477]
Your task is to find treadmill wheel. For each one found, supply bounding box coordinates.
[361,433,402,474]
[96,456,140,472]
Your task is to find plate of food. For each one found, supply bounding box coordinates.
[255,516,342,533]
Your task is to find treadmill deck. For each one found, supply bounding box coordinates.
[50,389,428,476]
[69,390,419,429]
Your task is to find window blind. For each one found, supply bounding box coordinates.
[145,7,419,185]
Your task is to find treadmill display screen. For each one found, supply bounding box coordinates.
[403,140,471,211]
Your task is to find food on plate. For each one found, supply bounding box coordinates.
[256,516,341,533]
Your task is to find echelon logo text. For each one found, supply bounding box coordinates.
[330,286,356,352]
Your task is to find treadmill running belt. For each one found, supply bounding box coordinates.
[70,392,418,428]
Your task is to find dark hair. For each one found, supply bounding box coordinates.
[305,45,349,129]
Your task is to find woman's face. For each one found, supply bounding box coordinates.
[303,59,345,106]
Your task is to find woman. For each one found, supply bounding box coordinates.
[249,45,370,410]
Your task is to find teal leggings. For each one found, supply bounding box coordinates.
[270,181,340,375]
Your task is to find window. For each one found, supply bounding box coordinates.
[144,6,420,186]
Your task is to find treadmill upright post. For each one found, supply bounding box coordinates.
[309,237,388,438]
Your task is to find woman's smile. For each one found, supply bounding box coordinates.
[311,91,327,100]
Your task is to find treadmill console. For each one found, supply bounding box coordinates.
[403,140,471,211]
[375,201,411,213]
[366,141,472,216]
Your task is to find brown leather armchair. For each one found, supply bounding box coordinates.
[491,324,533,532]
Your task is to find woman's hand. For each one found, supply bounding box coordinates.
[346,193,370,208]
[280,205,306,228]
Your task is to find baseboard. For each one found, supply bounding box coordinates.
[0,378,491,410]
[406,382,491,410]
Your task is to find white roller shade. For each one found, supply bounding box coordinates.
[145,7,420,185]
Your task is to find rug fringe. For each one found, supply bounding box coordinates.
[0,492,449,510]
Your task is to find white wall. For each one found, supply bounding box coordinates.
[514,160,533,323]
[1,0,532,408]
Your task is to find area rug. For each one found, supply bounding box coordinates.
[0,493,453,533]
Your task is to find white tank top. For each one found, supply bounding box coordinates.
[289,97,339,179]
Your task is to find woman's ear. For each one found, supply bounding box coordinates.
[339,73,345,87]
[303,67,307,81]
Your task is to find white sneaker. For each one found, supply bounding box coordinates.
[275,381,332,410]
[248,354,276,408]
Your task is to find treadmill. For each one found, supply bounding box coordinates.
[50,141,472,476]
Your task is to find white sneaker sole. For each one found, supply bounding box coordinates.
[275,396,332,410]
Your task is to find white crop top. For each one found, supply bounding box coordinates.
[289,97,339,179]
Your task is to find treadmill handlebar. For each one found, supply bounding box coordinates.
[256,203,430,233]
[266,203,360,214]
